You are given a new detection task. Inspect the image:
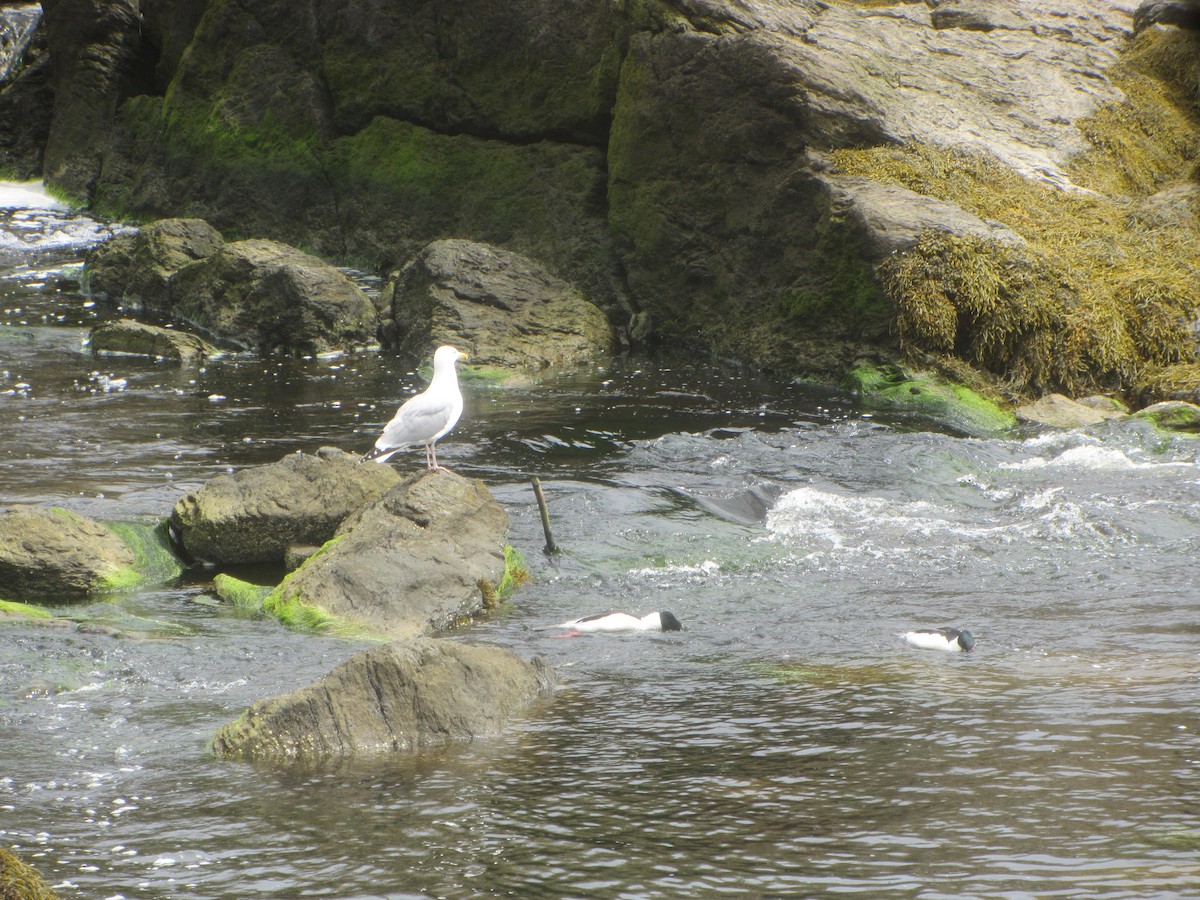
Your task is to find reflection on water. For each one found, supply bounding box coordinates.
[2,189,1200,898]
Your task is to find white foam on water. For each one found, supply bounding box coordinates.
[0,181,69,211]
[1002,442,1191,473]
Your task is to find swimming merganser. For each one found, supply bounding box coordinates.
[544,611,683,635]
[903,627,975,652]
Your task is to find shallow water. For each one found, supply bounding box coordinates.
[2,186,1200,899]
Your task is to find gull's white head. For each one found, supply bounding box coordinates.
[433,345,468,370]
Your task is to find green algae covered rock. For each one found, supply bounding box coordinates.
[0,508,138,601]
[844,364,1017,437]
[264,470,508,640]
[1135,400,1200,433]
[0,509,186,603]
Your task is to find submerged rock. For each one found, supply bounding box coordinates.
[381,239,613,372]
[170,448,402,566]
[0,507,151,601]
[212,637,556,762]
[262,470,509,638]
[88,317,220,364]
[843,363,1017,437]
[1016,393,1128,428]
[1135,400,1200,432]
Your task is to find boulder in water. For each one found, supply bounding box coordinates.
[170,448,402,566]
[85,219,377,355]
[1016,393,1127,429]
[261,469,509,638]
[84,217,223,311]
[381,239,613,372]
[1135,400,1200,432]
[168,238,377,354]
[0,507,175,601]
[212,637,556,762]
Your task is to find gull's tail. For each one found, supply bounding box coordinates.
[360,445,397,464]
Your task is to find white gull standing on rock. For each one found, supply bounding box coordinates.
[362,345,467,470]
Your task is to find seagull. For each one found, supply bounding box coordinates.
[362,345,467,470]
[903,627,975,652]
[540,611,683,635]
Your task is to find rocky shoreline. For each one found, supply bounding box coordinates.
[1,1,1196,405]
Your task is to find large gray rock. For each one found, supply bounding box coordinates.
[84,217,223,310]
[212,637,556,762]
[170,447,402,566]
[85,219,377,354]
[267,470,508,639]
[0,506,137,600]
[168,238,377,354]
[382,239,613,370]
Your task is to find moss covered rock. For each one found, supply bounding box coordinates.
[36,0,1200,394]
[0,510,185,603]
[264,470,509,639]
[0,507,140,601]
[844,364,1017,437]
[1135,400,1200,432]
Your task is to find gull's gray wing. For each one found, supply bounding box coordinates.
[376,391,454,450]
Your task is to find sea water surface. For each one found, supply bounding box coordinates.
[2,183,1200,899]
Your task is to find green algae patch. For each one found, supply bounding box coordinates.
[213,574,272,612]
[831,29,1200,403]
[253,537,372,637]
[0,599,55,621]
[477,545,530,612]
[105,521,186,587]
[844,363,1016,436]
[458,365,539,388]
[498,545,531,600]
[1134,400,1200,433]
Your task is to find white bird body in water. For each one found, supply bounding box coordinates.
[903,627,975,652]
[363,345,467,470]
[541,611,683,635]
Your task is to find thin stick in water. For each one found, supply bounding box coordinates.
[531,477,559,555]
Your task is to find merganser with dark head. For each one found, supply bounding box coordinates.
[542,611,683,635]
[903,627,975,652]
